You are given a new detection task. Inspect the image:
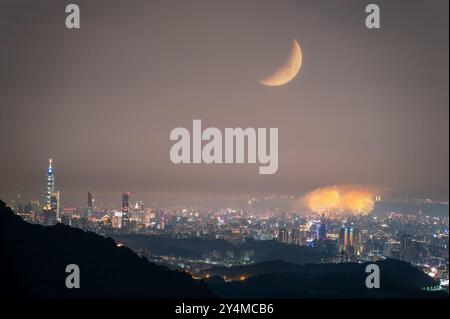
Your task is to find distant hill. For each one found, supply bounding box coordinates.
[0,200,214,298]
[373,200,449,217]
[202,259,445,299]
[113,235,330,264]
[239,238,332,264]
[200,259,314,279]
[112,234,235,258]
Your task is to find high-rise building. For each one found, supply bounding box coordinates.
[139,201,145,225]
[317,217,327,241]
[43,190,60,225]
[353,227,362,256]
[112,212,122,228]
[291,228,301,245]
[247,199,254,214]
[133,202,140,220]
[43,158,61,225]
[86,191,94,218]
[50,190,60,222]
[338,225,359,256]
[87,191,93,209]
[278,228,288,244]
[400,234,413,263]
[45,158,54,209]
[122,193,130,230]
[338,226,347,253]
[144,209,155,226]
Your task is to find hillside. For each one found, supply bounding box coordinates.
[0,200,214,298]
[202,259,444,298]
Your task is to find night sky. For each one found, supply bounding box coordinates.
[0,0,448,207]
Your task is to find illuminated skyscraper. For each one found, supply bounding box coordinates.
[353,227,362,256]
[291,228,301,245]
[400,234,413,263]
[317,217,327,241]
[247,199,254,214]
[43,190,60,225]
[337,225,361,257]
[44,158,54,208]
[122,193,130,230]
[87,191,94,218]
[133,202,140,220]
[139,201,145,225]
[338,227,346,253]
[50,190,60,222]
[338,226,353,253]
[88,191,94,210]
[278,228,288,244]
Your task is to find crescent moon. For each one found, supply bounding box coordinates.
[260,39,303,87]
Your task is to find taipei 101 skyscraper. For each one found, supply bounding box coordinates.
[45,158,55,209]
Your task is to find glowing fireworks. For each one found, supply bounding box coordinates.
[342,190,374,215]
[302,185,376,218]
[305,186,341,215]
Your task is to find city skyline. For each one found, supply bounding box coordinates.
[2,156,448,215]
[7,159,448,292]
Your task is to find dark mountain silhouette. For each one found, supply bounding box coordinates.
[200,259,437,286]
[112,234,234,258]
[202,259,445,299]
[239,237,332,264]
[113,235,330,264]
[0,200,214,298]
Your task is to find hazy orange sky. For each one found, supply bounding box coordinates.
[0,0,448,207]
